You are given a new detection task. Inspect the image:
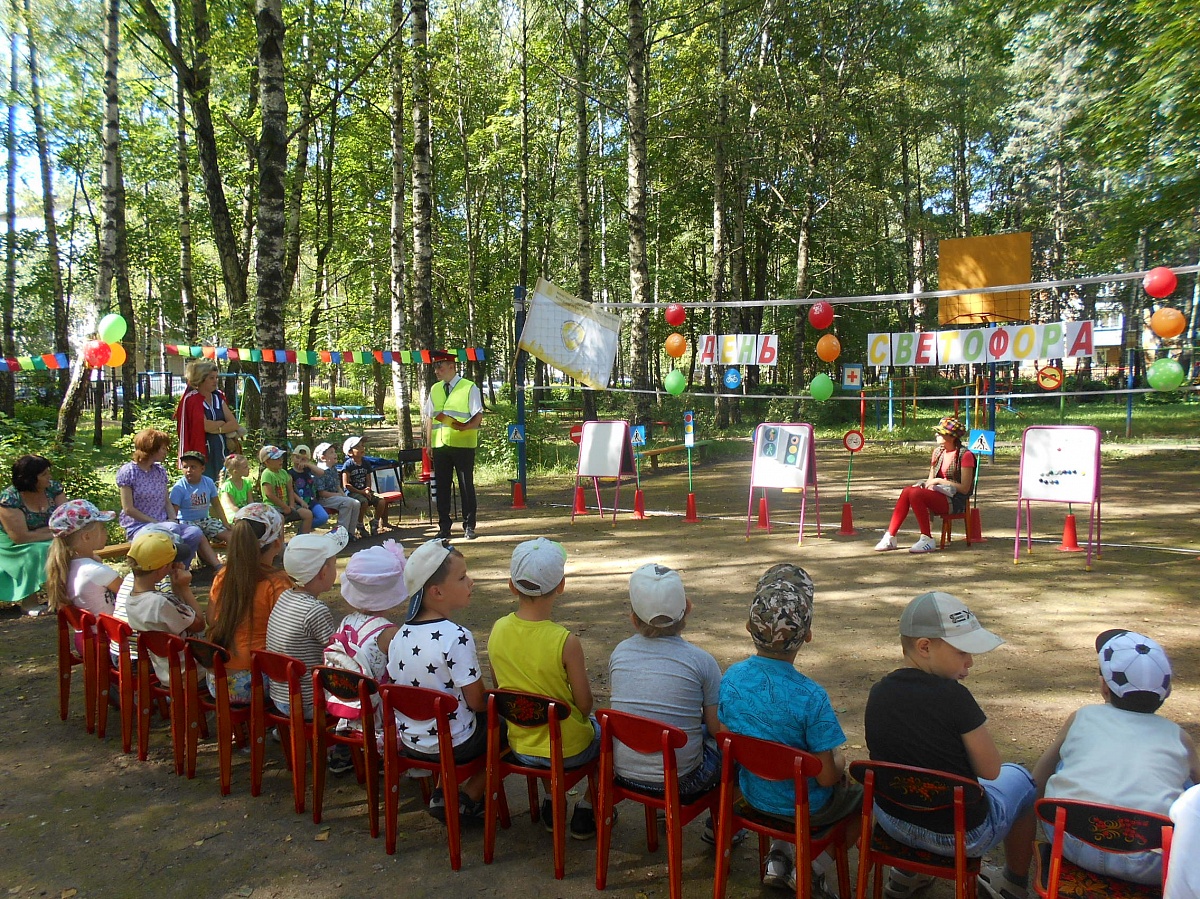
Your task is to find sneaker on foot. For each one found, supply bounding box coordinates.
[569,804,597,840]
[369,518,379,536]
[539,798,555,833]
[327,745,355,776]
[762,848,796,891]
[427,788,446,822]
[883,868,936,899]
[909,534,937,554]
[874,533,898,552]
[458,792,486,823]
[978,865,1029,899]
[700,814,748,847]
[464,526,476,540]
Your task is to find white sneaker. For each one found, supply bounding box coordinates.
[762,848,796,892]
[874,533,898,552]
[883,868,936,899]
[909,534,937,554]
[977,864,1030,899]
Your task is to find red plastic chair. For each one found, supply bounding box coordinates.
[594,708,721,899]
[1034,798,1172,899]
[938,469,980,549]
[95,613,136,754]
[850,760,985,899]
[483,689,598,879]
[711,732,856,899]
[183,638,250,795]
[250,649,312,815]
[312,666,380,837]
[135,630,186,773]
[57,606,97,733]
[378,684,502,870]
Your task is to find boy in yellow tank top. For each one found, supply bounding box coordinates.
[487,537,601,838]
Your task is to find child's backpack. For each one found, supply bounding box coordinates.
[322,615,393,722]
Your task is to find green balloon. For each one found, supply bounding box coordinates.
[1146,358,1185,391]
[664,369,687,396]
[97,312,128,343]
[809,373,834,401]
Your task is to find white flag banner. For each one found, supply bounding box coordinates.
[519,277,620,390]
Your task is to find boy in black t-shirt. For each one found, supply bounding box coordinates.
[864,592,1037,899]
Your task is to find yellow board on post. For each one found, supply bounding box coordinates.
[938,232,1032,325]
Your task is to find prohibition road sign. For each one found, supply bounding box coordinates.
[569,423,584,445]
[843,429,865,453]
[1037,366,1063,390]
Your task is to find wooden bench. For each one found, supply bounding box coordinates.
[638,440,714,470]
[97,537,228,563]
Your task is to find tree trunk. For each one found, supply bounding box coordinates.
[253,0,288,442]
[3,8,17,417]
[574,0,596,419]
[710,0,729,428]
[626,0,651,424]
[410,0,436,401]
[23,0,68,395]
[389,0,413,447]
[172,4,197,343]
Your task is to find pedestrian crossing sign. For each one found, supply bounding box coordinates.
[507,424,525,443]
[968,429,995,457]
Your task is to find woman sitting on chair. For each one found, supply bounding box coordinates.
[874,416,975,555]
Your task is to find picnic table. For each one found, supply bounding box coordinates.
[313,405,384,423]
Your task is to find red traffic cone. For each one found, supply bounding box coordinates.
[1057,513,1083,552]
[572,485,588,516]
[684,492,699,523]
[838,501,857,536]
[420,446,433,480]
[967,508,985,543]
[510,479,526,510]
[756,496,770,530]
[632,489,647,520]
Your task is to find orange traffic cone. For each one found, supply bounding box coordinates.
[1057,514,1083,552]
[838,502,856,536]
[632,489,647,520]
[511,479,526,510]
[756,496,770,530]
[684,493,699,523]
[967,508,985,542]
[420,446,433,480]
[572,485,588,516]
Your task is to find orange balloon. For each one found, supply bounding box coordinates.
[816,334,841,363]
[1151,307,1186,340]
[664,332,687,358]
[106,342,127,367]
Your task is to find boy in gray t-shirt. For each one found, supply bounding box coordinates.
[608,563,729,843]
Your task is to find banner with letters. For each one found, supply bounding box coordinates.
[867,321,1094,367]
[696,334,779,366]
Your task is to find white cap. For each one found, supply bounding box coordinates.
[403,538,455,622]
[292,444,311,458]
[342,436,363,454]
[629,563,687,627]
[900,592,1003,654]
[509,538,567,596]
[283,527,349,584]
[342,541,408,612]
[313,442,334,460]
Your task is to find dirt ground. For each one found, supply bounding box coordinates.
[2,440,1198,899]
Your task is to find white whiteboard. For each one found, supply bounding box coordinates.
[750,423,817,490]
[577,420,634,478]
[1017,426,1100,504]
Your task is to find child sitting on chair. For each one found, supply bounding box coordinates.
[489,538,600,838]
[170,450,231,551]
[719,564,861,896]
[1032,630,1200,886]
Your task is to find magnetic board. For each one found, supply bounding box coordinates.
[577,420,635,478]
[1017,425,1100,504]
[750,423,817,490]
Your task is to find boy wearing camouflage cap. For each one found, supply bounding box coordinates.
[718,564,861,896]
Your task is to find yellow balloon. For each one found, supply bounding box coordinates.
[106,342,127,367]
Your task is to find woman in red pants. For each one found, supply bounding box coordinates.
[875,416,975,554]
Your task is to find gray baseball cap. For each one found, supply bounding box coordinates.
[900,592,1003,654]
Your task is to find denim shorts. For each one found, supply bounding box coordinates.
[508,717,601,770]
[874,763,1036,857]
[615,734,722,803]
[1040,821,1163,885]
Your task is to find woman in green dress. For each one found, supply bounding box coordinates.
[0,455,66,614]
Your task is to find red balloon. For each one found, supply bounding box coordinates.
[664,303,686,327]
[83,339,111,368]
[808,302,835,330]
[1143,267,1177,299]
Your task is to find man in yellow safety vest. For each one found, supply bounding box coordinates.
[423,350,484,539]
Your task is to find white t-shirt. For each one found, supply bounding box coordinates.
[69,557,119,618]
[385,618,480,754]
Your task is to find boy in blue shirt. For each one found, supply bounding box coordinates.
[169,450,231,550]
[719,564,861,896]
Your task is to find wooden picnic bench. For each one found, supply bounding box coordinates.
[638,440,714,470]
[97,537,228,563]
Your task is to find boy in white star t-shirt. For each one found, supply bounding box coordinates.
[384,538,487,821]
